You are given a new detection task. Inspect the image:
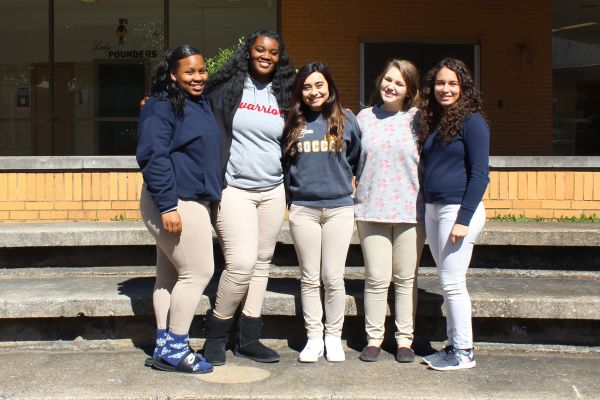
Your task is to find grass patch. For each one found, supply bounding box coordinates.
[488,213,600,222]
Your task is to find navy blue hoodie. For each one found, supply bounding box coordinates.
[136,94,222,212]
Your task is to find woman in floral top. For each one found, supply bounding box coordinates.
[354,59,425,363]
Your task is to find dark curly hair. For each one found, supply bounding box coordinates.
[282,61,346,159]
[204,30,295,113]
[150,45,203,117]
[418,58,487,145]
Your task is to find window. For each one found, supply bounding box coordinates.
[0,0,278,156]
[552,1,600,155]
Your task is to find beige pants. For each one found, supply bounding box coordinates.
[357,221,425,347]
[140,187,214,335]
[212,184,286,319]
[289,205,355,338]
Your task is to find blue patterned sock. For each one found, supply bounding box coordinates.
[153,329,167,358]
[161,332,212,372]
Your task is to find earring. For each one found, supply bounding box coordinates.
[245,53,249,60]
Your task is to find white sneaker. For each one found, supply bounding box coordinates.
[298,338,324,363]
[324,336,345,362]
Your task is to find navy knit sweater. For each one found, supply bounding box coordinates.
[421,112,490,225]
[136,94,222,212]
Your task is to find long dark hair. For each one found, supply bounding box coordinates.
[151,44,203,117]
[282,61,345,159]
[418,58,487,144]
[204,30,295,112]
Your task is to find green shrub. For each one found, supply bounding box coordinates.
[206,37,245,76]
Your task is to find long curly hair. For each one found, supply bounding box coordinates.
[151,45,203,117]
[204,30,295,113]
[282,61,346,159]
[418,58,487,145]
[369,59,420,111]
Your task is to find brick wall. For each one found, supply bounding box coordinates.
[2,169,600,222]
[484,171,600,219]
[280,0,553,155]
[0,172,142,222]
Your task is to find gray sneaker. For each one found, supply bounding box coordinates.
[422,345,454,366]
[429,348,476,371]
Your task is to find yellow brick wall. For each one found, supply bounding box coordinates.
[0,172,143,222]
[1,170,600,222]
[483,171,600,219]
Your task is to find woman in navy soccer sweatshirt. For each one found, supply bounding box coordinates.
[282,61,361,363]
[136,45,221,374]
[418,58,490,371]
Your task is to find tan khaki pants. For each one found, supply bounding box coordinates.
[357,221,425,347]
[212,184,286,319]
[289,205,355,338]
[141,187,214,335]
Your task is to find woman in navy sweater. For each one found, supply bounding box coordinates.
[418,58,490,371]
[282,62,361,362]
[136,45,221,374]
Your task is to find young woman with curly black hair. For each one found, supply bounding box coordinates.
[201,30,295,366]
[418,58,490,371]
[282,62,361,363]
[136,45,220,374]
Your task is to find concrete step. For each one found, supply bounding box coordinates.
[3,265,600,280]
[1,268,598,320]
[0,341,598,400]
[2,221,599,247]
[3,221,600,271]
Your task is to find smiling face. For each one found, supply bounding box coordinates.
[302,71,330,112]
[248,35,281,83]
[434,66,461,109]
[379,66,408,112]
[170,54,207,97]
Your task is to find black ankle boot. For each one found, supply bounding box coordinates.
[234,314,280,363]
[202,311,234,366]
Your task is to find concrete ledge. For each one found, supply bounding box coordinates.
[3,156,600,171]
[0,156,138,171]
[1,221,599,248]
[0,273,598,320]
[489,156,600,170]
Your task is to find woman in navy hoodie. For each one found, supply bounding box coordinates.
[418,58,490,371]
[282,62,361,363]
[136,45,221,374]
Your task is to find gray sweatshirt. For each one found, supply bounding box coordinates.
[225,75,284,190]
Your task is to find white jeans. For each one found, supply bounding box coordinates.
[424,203,485,350]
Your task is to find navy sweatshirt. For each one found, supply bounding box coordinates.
[421,112,490,225]
[285,110,361,207]
[136,94,222,212]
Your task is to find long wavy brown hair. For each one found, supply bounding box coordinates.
[418,58,487,145]
[282,61,345,159]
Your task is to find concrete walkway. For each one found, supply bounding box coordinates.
[0,342,598,400]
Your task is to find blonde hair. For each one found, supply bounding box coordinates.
[370,59,420,111]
